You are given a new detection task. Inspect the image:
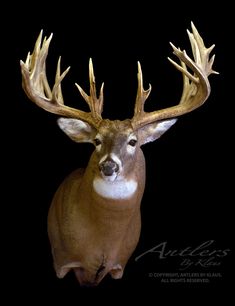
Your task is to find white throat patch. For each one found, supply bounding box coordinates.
[93,177,138,200]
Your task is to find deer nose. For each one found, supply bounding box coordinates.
[99,159,119,176]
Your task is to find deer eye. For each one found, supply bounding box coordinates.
[128,139,137,147]
[94,138,102,146]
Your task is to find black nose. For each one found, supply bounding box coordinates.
[99,159,119,176]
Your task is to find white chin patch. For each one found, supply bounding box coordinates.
[93,177,138,200]
[101,172,118,182]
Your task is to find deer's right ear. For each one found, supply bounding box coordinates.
[57,118,97,143]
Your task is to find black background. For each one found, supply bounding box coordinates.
[4,1,233,303]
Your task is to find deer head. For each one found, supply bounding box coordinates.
[20,23,217,286]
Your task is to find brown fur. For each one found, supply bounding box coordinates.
[48,133,146,286]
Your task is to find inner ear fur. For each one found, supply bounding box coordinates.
[138,118,177,145]
[57,118,97,143]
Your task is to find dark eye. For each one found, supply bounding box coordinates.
[94,138,102,146]
[128,139,137,147]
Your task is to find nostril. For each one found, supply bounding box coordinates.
[102,166,114,176]
[114,164,119,173]
[99,160,119,176]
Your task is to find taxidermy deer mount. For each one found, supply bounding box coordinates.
[20,22,217,286]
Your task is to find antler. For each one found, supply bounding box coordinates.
[20,31,104,128]
[131,22,218,129]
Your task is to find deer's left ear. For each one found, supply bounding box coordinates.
[138,118,177,145]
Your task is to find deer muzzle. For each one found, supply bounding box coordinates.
[99,158,119,177]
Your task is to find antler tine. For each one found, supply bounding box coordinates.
[188,22,218,76]
[52,56,68,105]
[133,62,152,120]
[131,23,218,129]
[75,58,104,121]
[20,31,103,128]
[89,58,96,99]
